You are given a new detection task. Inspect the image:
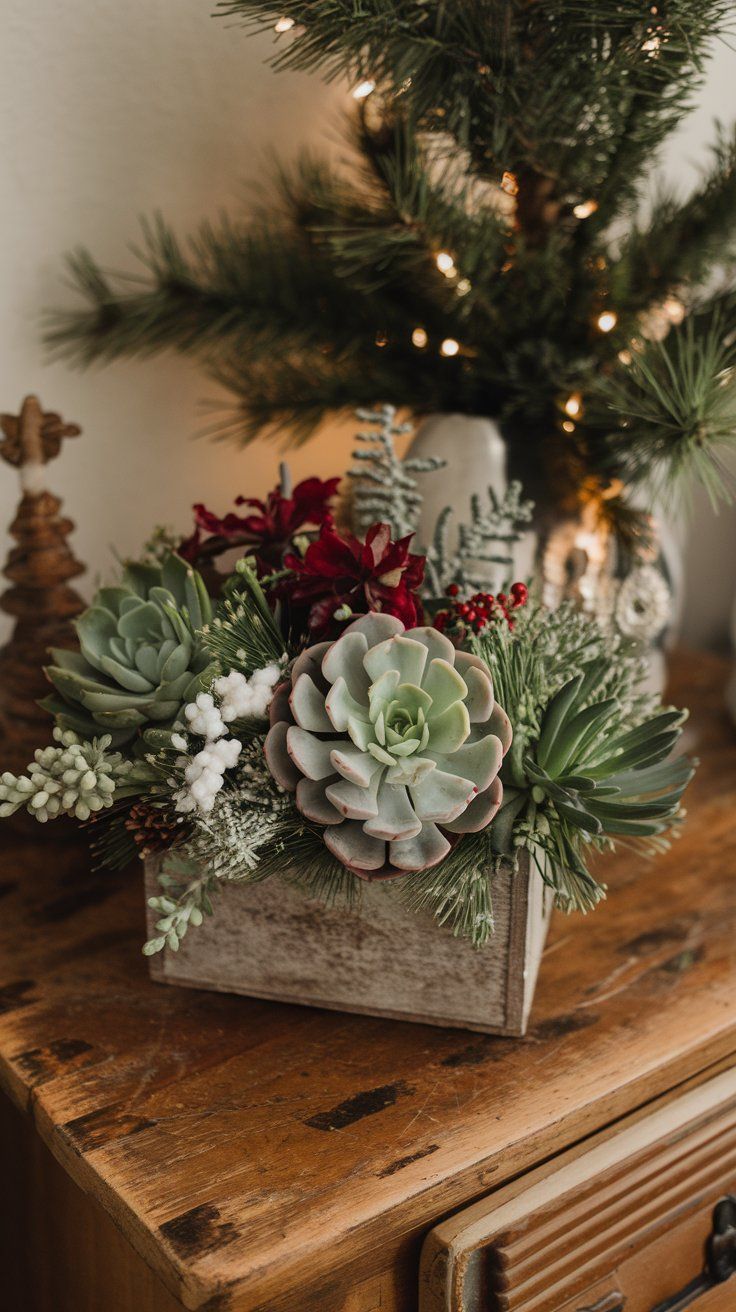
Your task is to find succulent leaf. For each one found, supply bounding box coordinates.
[44,553,216,746]
[265,617,510,879]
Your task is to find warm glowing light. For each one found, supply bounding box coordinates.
[564,393,582,419]
[597,311,618,333]
[375,331,387,348]
[353,79,376,100]
[562,420,576,434]
[573,199,598,220]
[440,338,460,357]
[274,15,295,31]
[618,349,633,366]
[663,296,685,325]
[435,251,455,275]
[501,171,519,196]
[642,33,661,56]
[456,278,472,296]
[412,327,428,348]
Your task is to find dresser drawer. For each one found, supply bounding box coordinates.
[420,1068,736,1312]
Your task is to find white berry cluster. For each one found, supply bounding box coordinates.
[172,707,241,818]
[172,664,283,817]
[214,663,283,722]
[0,728,130,823]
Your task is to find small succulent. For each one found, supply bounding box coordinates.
[43,554,217,745]
[264,612,511,878]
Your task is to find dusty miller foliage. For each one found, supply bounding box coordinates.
[348,404,444,538]
[423,480,535,596]
[349,407,535,595]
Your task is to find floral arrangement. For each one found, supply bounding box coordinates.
[0,408,695,954]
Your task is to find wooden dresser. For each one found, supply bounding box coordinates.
[1,651,736,1312]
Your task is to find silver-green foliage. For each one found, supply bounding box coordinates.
[43,554,217,745]
[423,481,535,597]
[0,728,136,822]
[143,737,291,953]
[348,404,445,539]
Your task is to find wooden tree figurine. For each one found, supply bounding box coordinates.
[0,396,85,771]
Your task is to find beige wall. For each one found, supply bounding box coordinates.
[1,3,735,648]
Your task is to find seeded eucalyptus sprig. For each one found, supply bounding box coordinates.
[476,605,695,912]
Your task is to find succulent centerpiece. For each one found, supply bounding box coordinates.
[0,410,696,1033]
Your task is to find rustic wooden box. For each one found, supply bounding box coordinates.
[144,851,552,1035]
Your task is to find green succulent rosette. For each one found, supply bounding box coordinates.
[43,554,217,746]
[265,612,511,879]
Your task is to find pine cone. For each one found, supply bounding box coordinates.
[125,802,182,859]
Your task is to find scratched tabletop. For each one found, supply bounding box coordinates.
[1,652,735,1312]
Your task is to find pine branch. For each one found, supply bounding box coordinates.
[612,125,736,312]
[585,304,736,506]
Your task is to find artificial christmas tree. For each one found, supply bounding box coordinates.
[45,2,736,637]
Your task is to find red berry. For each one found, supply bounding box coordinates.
[447,583,460,597]
[497,591,507,606]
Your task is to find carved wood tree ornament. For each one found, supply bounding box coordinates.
[0,396,86,771]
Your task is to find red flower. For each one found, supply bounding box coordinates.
[179,476,339,569]
[280,522,425,638]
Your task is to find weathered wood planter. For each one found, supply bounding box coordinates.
[145,852,552,1035]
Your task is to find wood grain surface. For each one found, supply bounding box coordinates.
[1,651,735,1312]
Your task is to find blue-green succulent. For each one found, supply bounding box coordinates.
[43,554,217,745]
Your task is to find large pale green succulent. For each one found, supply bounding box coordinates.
[43,554,216,745]
[265,612,511,878]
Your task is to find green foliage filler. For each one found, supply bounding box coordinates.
[43,554,217,745]
[46,2,736,517]
[476,602,695,914]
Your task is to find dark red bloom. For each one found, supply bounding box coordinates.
[178,476,339,570]
[280,521,425,638]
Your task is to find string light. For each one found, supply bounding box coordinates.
[562,420,576,434]
[573,199,598,220]
[411,327,428,348]
[501,171,519,196]
[435,251,456,276]
[352,79,376,100]
[642,29,662,56]
[663,296,685,325]
[597,310,618,333]
[564,393,582,419]
[456,278,472,297]
[375,331,387,348]
[618,349,633,366]
[440,338,460,357]
[274,15,295,31]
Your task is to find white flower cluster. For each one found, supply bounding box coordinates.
[172,663,283,817]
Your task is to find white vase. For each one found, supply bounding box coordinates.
[407,413,537,589]
[405,412,682,694]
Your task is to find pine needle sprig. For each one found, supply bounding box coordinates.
[588,310,736,508]
[203,558,288,675]
[396,830,496,947]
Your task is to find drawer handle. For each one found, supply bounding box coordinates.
[648,1196,736,1312]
